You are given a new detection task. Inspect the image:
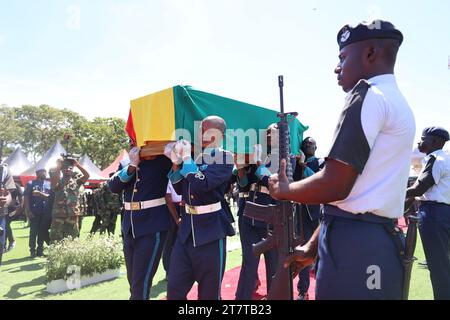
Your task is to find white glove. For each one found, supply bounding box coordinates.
[296,150,306,164]
[129,147,141,167]
[174,139,192,161]
[164,142,182,164]
[252,144,263,164]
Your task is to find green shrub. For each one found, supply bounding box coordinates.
[45,235,123,282]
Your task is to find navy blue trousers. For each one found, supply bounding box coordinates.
[167,235,227,300]
[123,231,167,300]
[29,213,48,255]
[419,202,450,300]
[316,206,404,300]
[296,204,320,295]
[235,215,278,300]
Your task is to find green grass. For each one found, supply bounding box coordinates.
[0,215,434,300]
[0,216,242,300]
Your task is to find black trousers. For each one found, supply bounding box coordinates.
[90,214,102,234]
[29,213,48,255]
[5,215,14,244]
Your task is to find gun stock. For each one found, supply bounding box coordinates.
[267,257,294,300]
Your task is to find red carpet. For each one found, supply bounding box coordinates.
[169,219,408,300]
[185,258,316,300]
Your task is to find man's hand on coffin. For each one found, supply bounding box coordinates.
[164,142,182,165]
[129,147,141,167]
[175,140,192,162]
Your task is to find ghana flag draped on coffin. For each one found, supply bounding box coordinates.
[126,85,308,155]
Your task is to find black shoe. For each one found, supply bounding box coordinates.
[30,252,36,258]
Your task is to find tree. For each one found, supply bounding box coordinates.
[0,106,23,158]
[79,117,128,169]
[0,104,128,168]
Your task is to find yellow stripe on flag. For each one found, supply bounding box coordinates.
[130,87,176,146]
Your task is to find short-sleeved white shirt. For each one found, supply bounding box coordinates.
[419,149,450,205]
[166,181,182,203]
[328,74,416,218]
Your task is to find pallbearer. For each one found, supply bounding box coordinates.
[109,139,172,300]
[166,116,235,300]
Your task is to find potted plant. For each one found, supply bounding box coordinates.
[46,235,123,294]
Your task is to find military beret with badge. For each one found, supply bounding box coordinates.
[422,127,450,142]
[337,19,403,50]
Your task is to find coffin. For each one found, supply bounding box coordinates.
[126,85,308,158]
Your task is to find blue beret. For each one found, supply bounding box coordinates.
[337,20,403,50]
[422,127,450,142]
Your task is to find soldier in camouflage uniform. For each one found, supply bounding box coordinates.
[88,188,102,234]
[77,178,87,233]
[49,158,90,242]
[97,182,121,235]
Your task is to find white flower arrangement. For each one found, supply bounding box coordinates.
[45,235,123,283]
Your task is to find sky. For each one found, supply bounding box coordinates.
[1,0,449,157]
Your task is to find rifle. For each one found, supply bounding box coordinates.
[402,202,420,300]
[244,76,301,300]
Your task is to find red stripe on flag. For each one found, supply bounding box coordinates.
[125,110,137,144]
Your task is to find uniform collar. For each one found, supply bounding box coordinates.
[367,74,396,86]
[428,149,445,158]
[422,149,444,166]
[345,74,396,101]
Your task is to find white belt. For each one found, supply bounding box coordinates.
[124,197,166,211]
[250,184,270,195]
[185,202,222,215]
[239,192,250,198]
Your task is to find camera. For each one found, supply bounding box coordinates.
[61,153,77,167]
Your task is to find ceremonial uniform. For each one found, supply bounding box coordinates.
[109,155,172,300]
[415,128,450,300]
[167,148,235,300]
[234,163,278,300]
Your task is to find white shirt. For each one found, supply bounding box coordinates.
[419,149,450,205]
[166,181,182,203]
[329,74,416,218]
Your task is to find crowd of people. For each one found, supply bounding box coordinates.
[0,18,449,301]
[0,158,123,261]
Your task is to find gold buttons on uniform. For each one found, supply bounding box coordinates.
[191,195,194,199]
[134,189,138,192]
